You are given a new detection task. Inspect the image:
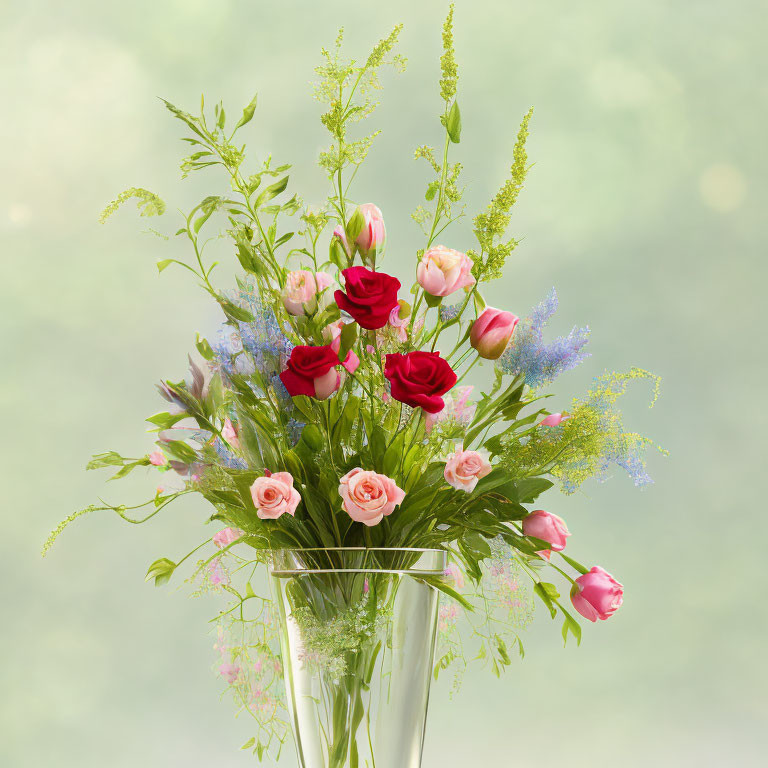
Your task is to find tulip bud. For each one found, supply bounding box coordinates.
[522,510,570,559]
[469,307,519,359]
[539,412,569,427]
[570,566,624,622]
[353,203,386,261]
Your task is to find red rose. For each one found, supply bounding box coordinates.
[384,351,457,414]
[334,266,400,330]
[280,345,357,400]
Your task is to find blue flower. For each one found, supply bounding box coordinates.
[498,288,590,388]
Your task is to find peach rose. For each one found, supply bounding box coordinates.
[338,468,405,527]
[444,449,492,492]
[416,245,476,297]
[250,472,301,520]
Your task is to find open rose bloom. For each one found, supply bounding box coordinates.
[60,16,662,761]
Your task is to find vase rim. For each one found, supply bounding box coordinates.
[269,547,447,576]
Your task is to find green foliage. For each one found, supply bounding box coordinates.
[439,5,459,103]
[99,187,165,223]
[472,107,533,281]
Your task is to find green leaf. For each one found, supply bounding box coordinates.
[561,609,582,646]
[195,334,214,360]
[219,298,254,323]
[559,552,590,575]
[424,292,442,308]
[337,322,358,363]
[419,575,474,611]
[240,737,256,751]
[534,582,558,618]
[86,451,125,470]
[425,182,439,201]
[346,208,365,242]
[145,557,177,587]
[254,176,289,207]
[156,259,173,272]
[446,100,462,143]
[163,440,197,464]
[234,93,258,131]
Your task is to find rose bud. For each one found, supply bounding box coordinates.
[354,203,386,258]
[444,449,492,493]
[279,345,357,400]
[470,307,519,359]
[416,245,476,297]
[570,566,624,622]
[250,471,301,520]
[148,450,168,466]
[334,266,400,330]
[539,412,569,427]
[522,510,571,560]
[332,225,352,258]
[282,270,333,316]
[338,468,405,527]
[384,351,457,414]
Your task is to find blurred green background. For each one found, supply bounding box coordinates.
[2,0,765,765]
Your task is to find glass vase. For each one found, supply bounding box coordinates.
[270,547,446,768]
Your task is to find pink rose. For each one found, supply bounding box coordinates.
[221,417,241,451]
[444,449,492,493]
[522,510,570,559]
[570,566,624,622]
[539,412,569,427]
[149,450,167,466]
[338,468,405,527]
[470,307,519,360]
[250,472,301,520]
[213,527,243,549]
[354,203,386,257]
[282,270,333,316]
[416,245,476,297]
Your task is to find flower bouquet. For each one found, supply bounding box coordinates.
[46,8,661,768]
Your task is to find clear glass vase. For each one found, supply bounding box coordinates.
[270,547,446,768]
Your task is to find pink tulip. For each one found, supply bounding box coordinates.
[570,566,624,622]
[470,307,519,360]
[149,450,167,466]
[282,270,333,316]
[540,413,569,427]
[250,472,301,520]
[444,449,492,493]
[338,468,405,527]
[354,204,386,257]
[522,510,571,559]
[416,245,476,297]
[213,527,243,549]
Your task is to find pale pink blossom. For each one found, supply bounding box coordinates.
[250,472,301,519]
[522,510,570,559]
[282,270,333,315]
[444,563,465,590]
[218,662,241,684]
[213,527,243,549]
[149,450,167,466]
[470,307,519,360]
[338,468,405,527]
[539,412,570,427]
[444,449,492,493]
[221,417,241,451]
[570,566,624,622]
[387,305,409,342]
[416,245,476,297]
[425,385,475,433]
